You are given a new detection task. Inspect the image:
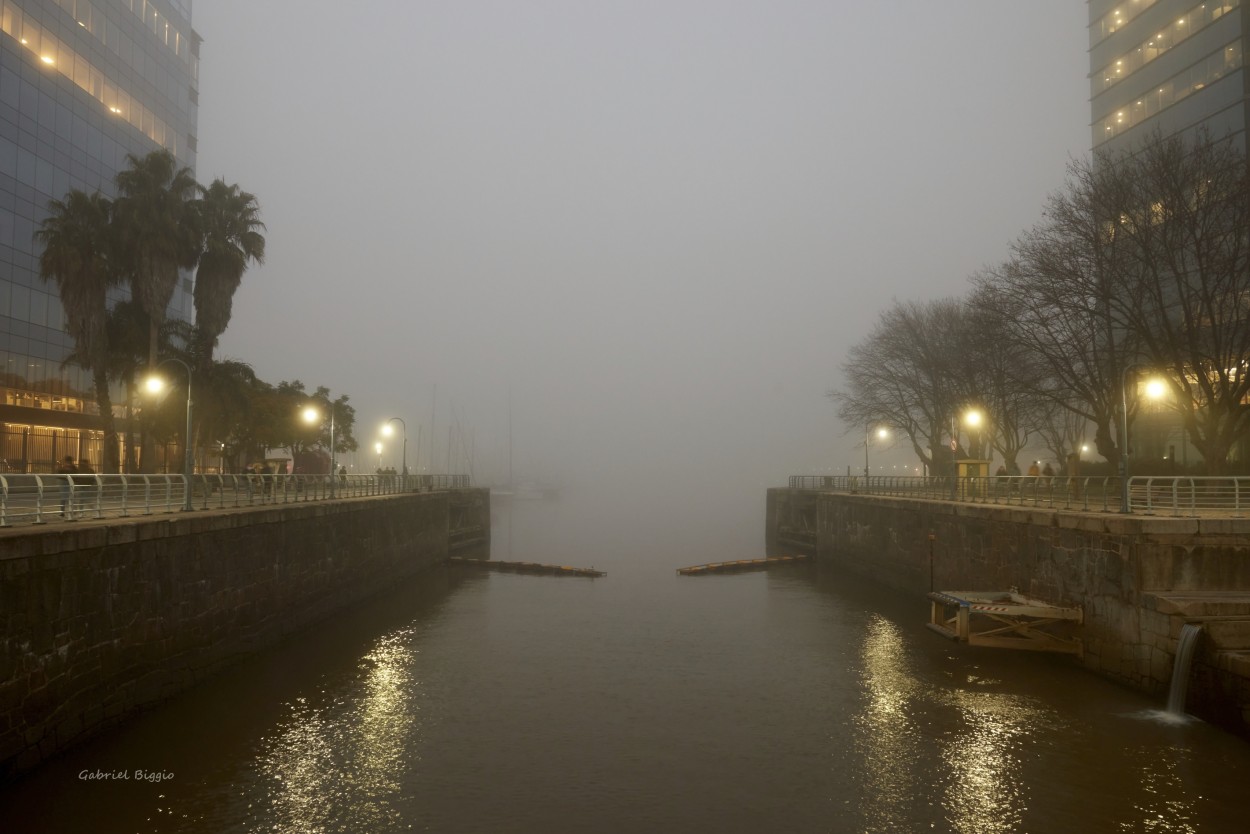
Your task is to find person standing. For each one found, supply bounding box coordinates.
[56,455,76,517]
[1066,452,1082,500]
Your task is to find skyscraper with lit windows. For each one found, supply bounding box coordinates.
[0,0,197,471]
[1090,0,1246,153]
[1090,1,1249,467]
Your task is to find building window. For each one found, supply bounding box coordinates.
[1093,41,1244,146]
[1091,0,1162,47]
[1094,1,1237,95]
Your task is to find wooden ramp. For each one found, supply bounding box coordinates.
[677,554,811,576]
[448,557,604,577]
[927,590,1083,656]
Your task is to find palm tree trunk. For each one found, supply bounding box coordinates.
[92,367,121,473]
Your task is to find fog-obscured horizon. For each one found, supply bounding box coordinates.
[194,1,1090,514]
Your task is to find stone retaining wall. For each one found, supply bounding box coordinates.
[0,490,487,777]
[767,489,1250,735]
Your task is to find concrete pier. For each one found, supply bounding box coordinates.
[0,488,490,777]
[767,488,1250,737]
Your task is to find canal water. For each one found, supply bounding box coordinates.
[3,487,1250,833]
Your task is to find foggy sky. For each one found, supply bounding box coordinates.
[193,1,1090,506]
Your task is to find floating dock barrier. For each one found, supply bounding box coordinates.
[677,554,811,575]
[927,589,1083,656]
[448,557,605,577]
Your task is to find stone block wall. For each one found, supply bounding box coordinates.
[765,489,1250,733]
[0,490,487,777]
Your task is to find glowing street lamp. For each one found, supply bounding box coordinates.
[144,356,193,511]
[303,402,336,498]
[1119,367,1168,513]
[949,408,985,465]
[382,417,407,484]
[374,441,383,471]
[864,424,889,479]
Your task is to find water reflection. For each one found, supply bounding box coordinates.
[856,611,1048,834]
[4,494,1250,833]
[245,629,422,832]
[1123,746,1198,834]
[855,614,926,832]
[941,687,1033,834]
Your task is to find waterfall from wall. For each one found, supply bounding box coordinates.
[1166,623,1204,715]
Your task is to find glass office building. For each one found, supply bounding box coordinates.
[1090,0,1247,153]
[0,0,197,471]
[1090,1,1249,467]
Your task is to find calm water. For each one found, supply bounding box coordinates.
[3,488,1250,833]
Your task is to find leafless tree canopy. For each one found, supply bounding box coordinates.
[839,130,1250,474]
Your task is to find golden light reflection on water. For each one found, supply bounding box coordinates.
[855,614,925,833]
[854,615,1046,834]
[939,690,1032,834]
[249,628,420,833]
[1120,747,1198,834]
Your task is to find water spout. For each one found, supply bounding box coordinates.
[1166,623,1204,715]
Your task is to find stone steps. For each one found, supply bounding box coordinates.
[1143,591,1250,619]
[1202,618,1250,651]
[1213,649,1250,677]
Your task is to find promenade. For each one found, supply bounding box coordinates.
[0,473,471,527]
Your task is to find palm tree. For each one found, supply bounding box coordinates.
[194,359,259,472]
[113,149,200,371]
[191,179,265,372]
[35,190,123,472]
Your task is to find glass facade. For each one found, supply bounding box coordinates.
[1094,42,1244,142]
[1092,1,1238,95]
[1090,0,1249,152]
[0,0,197,472]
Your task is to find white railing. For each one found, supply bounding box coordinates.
[0,473,473,527]
[785,475,1250,516]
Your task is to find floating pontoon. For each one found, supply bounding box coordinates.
[677,555,811,575]
[448,558,604,577]
[927,589,1083,656]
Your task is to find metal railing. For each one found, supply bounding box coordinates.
[785,475,1250,516]
[0,473,474,527]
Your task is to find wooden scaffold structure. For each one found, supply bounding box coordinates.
[926,589,1083,656]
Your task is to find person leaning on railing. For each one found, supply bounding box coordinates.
[76,458,97,509]
[55,455,75,517]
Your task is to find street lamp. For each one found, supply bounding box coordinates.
[374,441,383,471]
[302,402,336,498]
[382,417,407,486]
[950,408,985,466]
[864,424,889,479]
[1119,367,1168,513]
[144,357,193,512]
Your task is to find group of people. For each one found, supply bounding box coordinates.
[994,453,1084,497]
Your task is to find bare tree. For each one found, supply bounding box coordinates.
[1097,130,1250,472]
[970,152,1139,467]
[833,299,988,474]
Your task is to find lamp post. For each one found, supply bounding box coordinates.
[963,408,984,459]
[374,441,383,472]
[144,357,193,512]
[864,424,889,480]
[1119,367,1168,513]
[382,417,407,487]
[303,402,336,498]
[949,407,986,499]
